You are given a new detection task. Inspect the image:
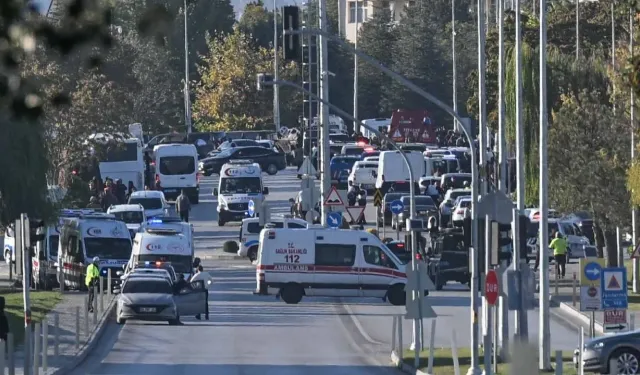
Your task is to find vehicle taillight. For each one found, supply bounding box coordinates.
[268,231,275,239]
[416,253,422,260]
[72,170,78,175]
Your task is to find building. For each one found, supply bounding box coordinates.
[338,0,409,43]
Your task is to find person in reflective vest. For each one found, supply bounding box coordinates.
[85,257,100,313]
[549,232,568,279]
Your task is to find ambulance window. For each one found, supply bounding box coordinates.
[315,244,356,266]
[287,222,306,229]
[247,222,283,233]
[363,245,397,269]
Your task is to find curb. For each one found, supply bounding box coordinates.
[551,297,604,335]
[48,296,118,375]
[391,350,429,375]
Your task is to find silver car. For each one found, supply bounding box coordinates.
[393,196,438,230]
[116,277,179,325]
[575,330,640,374]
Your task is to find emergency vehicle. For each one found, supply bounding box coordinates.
[129,226,194,279]
[213,160,269,226]
[256,228,410,305]
[58,211,133,291]
[238,215,308,262]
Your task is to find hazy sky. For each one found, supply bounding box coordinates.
[31,0,52,14]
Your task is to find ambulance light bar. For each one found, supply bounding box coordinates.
[147,217,182,225]
[145,227,181,235]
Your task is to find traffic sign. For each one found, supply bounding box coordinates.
[632,242,640,259]
[247,200,255,217]
[373,189,383,207]
[579,258,605,286]
[602,267,628,310]
[297,157,317,177]
[485,270,499,305]
[323,186,344,206]
[390,200,404,215]
[604,309,628,332]
[346,206,365,223]
[326,212,342,228]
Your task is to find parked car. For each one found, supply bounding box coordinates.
[199,146,286,176]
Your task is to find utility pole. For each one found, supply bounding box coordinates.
[631,11,639,293]
[318,0,331,226]
[452,0,458,133]
[353,0,359,134]
[273,0,281,134]
[538,0,551,368]
[612,2,616,114]
[497,0,506,193]
[478,0,487,196]
[513,0,528,341]
[575,0,579,60]
[183,0,192,134]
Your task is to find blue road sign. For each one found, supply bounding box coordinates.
[601,267,628,310]
[390,200,404,215]
[584,262,602,281]
[326,211,342,228]
[247,200,255,217]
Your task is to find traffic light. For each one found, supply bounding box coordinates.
[282,6,300,61]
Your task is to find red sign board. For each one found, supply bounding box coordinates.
[388,109,435,144]
[485,270,499,305]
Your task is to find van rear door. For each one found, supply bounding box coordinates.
[157,149,197,189]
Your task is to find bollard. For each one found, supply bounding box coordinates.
[8,332,14,375]
[0,340,5,375]
[391,316,397,353]
[397,316,403,366]
[631,313,636,331]
[579,327,585,375]
[83,298,89,337]
[93,297,98,326]
[451,329,460,375]
[609,358,618,375]
[98,277,104,313]
[427,319,436,374]
[572,272,577,307]
[59,268,65,295]
[555,350,562,375]
[33,322,40,375]
[76,306,80,349]
[42,319,48,373]
[555,271,559,296]
[54,313,59,359]
[107,272,112,296]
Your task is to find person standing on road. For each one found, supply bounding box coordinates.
[0,296,8,344]
[85,257,100,313]
[190,265,211,321]
[175,190,192,222]
[549,232,568,278]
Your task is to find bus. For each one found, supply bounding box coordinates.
[89,133,145,191]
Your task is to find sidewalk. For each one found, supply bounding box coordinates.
[6,290,116,375]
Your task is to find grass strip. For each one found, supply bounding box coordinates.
[2,291,62,345]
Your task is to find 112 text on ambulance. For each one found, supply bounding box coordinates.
[276,243,308,264]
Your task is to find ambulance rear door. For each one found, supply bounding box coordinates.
[313,231,358,297]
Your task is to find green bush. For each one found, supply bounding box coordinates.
[223,240,239,253]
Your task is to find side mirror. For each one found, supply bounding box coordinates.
[212,188,218,196]
[263,187,269,195]
[193,257,201,268]
[38,251,46,261]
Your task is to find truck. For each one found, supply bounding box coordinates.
[388,109,436,144]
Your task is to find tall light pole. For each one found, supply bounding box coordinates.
[513,0,528,340]
[612,2,616,114]
[183,0,192,134]
[452,0,458,133]
[631,11,639,294]
[497,0,505,193]
[318,0,331,225]
[538,0,551,368]
[353,1,359,135]
[273,0,281,133]
[575,0,579,60]
[478,0,487,196]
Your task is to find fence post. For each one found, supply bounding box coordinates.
[579,327,585,375]
[451,329,460,375]
[42,319,48,373]
[0,339,5,375]
[7,332,14,375]
[572,272,577,307]
[631,312,636,331]
[33,322,40,375]
[76,306,81,349]
[391,316,397,353]
[554,350,562,375]
[107,272,112,296]
[54,313,59,359]
[397,315,403,366]
[83,297,89,337]
[427,319,436,374]
[555,271,559,296]
[98,277,104,313]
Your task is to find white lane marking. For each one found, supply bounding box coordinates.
[341,301,386,346]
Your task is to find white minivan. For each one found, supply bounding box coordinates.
[153,144,200,203]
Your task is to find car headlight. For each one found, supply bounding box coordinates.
[591,342,604,349]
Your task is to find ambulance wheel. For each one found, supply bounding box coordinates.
[266,164,278,175]
[247,247,258,262]
[281,283,303,304]
[387,284,406,306]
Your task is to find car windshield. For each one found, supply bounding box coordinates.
[220,177,262,194]
[332,157,358,168]
[122,279,172,294]
[443,175,472,189]
[356,163,377,169]
[84,237,132,259]
[330,134,350,143]
[343,147,364,156]
[457,200,472,208]
[413,197,435,207]
[384,193,403,204]
[449,191,471,201]
[138,255,191,273]
[128,198,163,210]
[159,156,195,175]
[113,211,144,224]
[386,243,411,264]
[400,144,426,152]
[49,235,59,258]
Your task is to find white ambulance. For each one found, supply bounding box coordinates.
[213,160,269,226]
[128,226,194,279]
[256,228,409,305]
[238,215,308,262]
[58,212,132,291]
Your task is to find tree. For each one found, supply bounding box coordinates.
[193,30,301,130]
[549,89,630,264]
[237,1,277,49]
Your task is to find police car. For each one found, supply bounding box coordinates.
[212,160,269,226]
[256,227,413,305]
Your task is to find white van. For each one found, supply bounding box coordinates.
[256,228,409,305]
[425,156,460,176]
[213,160,269,226]
[347,160,378,191]
[129,226,194,279]
[375,150,425,194]
[238,215,308,261]
[360,118,391,139]
[153,143,200,203]
[107,204,146,238]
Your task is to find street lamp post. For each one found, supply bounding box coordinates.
[284,28,481,373]
[273,0,281,134]
[183,0,192,134]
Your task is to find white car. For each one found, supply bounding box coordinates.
[451,197,472,226]
[107,204,147,238]
[127,191,170,219]
[347,161,378,191]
